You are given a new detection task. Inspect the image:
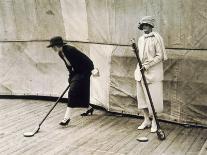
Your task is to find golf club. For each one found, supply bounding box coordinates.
[131,39,166,140]
[23,84,70,137]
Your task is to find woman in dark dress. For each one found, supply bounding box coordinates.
[47,36,94,126]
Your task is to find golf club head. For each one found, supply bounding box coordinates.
[157,129,166,140]
[23,131,35,137]
[23,126,40,137]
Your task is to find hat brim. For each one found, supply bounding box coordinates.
[47,44,53,48]
[138,23,154,30]
[47,42,67,48]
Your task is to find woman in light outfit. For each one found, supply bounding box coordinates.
[135,16,167,132]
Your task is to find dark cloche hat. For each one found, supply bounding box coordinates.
[47,36,67,48]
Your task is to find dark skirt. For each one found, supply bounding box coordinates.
[67,73,91,108]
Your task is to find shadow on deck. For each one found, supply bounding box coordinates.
[0,99,206,155]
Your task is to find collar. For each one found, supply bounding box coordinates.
[144,32,155,38]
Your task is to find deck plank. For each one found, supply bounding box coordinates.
[187,129,207,155]
[99,118,142,153]
[0,99,206,155]
[199,139,207,155]
[78,118,131,152]
[39,114,111,154]
[51,116,119,154]
[0,105,65,153]
[130,123,177,155]
[163,127,194,155]
[151,125,184,155]
[6,110,101,154]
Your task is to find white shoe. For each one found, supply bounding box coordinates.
[150,120,157,133]
[59,118,70,126]
[137,120,151,130]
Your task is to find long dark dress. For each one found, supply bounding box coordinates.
[59,45,94,108]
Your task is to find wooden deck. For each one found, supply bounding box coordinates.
[0,99,206,155]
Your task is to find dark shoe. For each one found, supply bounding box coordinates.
[59,118,70,126]
[81,108,94,116]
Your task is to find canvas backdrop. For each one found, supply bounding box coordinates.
[0,0,206,126]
